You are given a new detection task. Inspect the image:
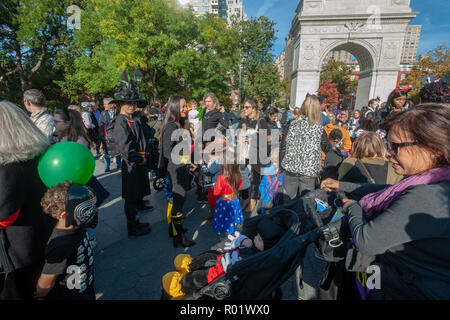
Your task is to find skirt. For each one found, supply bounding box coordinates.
[212,198,244,235]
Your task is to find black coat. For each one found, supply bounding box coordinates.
[202,109,227,139]
[113,114,150,202]
[0,157,54,270]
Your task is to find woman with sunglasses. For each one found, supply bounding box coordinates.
[237,98,261,213]
[321,104,450,299]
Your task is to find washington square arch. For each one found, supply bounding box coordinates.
[287,0,418,109]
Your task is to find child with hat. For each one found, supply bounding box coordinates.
[34,182,98,300]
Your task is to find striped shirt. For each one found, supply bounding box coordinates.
[30,108,55,141]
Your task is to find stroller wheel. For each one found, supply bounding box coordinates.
[153,177,165,191]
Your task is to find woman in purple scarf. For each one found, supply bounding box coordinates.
[321,104,450,300]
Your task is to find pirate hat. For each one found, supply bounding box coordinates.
[109,70,147,108]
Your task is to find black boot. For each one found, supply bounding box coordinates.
[171,214,195,248]
[127,219,151,237]
[137,200,154,212]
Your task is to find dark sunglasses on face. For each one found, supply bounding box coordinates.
[385,140,419,154]
[244,106,252,109]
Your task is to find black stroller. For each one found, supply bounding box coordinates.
[162,190,348,300]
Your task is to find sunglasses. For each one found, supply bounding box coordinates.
[385,140,419,155]
[244,106,252,110]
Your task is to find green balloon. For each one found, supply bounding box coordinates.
[38,142,95,188]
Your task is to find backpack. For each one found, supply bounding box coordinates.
[258,167,283,214]
[103,117,120,158]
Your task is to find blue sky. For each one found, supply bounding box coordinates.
[244,0,450,58]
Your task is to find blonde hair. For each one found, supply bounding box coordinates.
[299,95,321,125]
[203,92,219,110]
[292,107,301,120]
[351,132,386,159]
[0,100,50,165]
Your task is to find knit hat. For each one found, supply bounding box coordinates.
[174,254,192,274]
[162,272,185,298]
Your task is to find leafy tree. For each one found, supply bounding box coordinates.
[320,59,356,94]
[231,16,281,106]
[246,62,282,106]
[402,44,450,102]
[0,0,71,103]
[317,79,339,107]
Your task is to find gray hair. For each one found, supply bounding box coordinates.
[23,89,46,107]
[0,100,50,165]
[103,97,113,104]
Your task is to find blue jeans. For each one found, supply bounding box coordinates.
[104,151,121,169]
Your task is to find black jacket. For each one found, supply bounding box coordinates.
[202,109,227,138]
[133,111,153,141]
[113,114,148,163]
[113,114,150,201]
[99,109,116,138]
[0,157,54,271]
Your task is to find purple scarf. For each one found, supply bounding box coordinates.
[359,166,450,220]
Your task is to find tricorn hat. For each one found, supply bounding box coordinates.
[110,70,147,107]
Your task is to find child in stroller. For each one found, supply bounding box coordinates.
[161,218,287,300]
[161,188,348,301]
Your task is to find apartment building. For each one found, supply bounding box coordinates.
[180,0,247,22]
[401,25,421,64]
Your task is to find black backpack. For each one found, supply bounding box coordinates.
[104,117,120,158]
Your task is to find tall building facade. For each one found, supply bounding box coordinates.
[401,25,421,63]
[325,50,353,64]
[180,0,247,22]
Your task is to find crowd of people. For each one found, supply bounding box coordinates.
[0,73,449,300]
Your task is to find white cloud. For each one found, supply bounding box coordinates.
[257,0,280,17]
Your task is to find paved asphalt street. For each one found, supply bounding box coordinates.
[92,159,326,300]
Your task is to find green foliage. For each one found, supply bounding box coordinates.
[320,59,356,94]
[0,0,71,103]
[1,0,281,107]
[245,62,282,106]
[230,16,282,107]
[403,44,450,99]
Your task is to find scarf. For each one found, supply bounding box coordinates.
[359,166,450,220]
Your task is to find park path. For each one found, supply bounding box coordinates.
[92,159,322,300]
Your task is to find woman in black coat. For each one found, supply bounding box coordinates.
[159,95,196,248]
[0,99,54,299]
[110,86,152,237]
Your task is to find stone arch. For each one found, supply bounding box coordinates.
[288,0,418,109]
[318,40,377,108]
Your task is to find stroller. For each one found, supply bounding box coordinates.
[161,189,348,300]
